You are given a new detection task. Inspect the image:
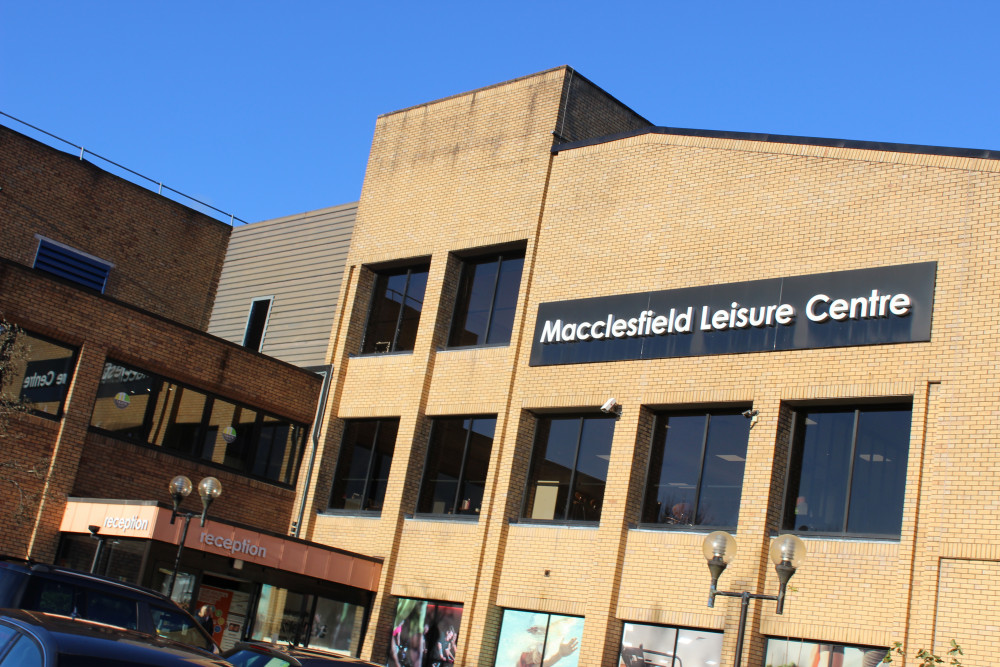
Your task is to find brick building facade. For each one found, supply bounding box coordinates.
[0,125,379,654]
[290,67,1000,666]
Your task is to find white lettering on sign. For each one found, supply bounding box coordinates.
[101,362,148,384]
[805,290,912,322]
[540,290,913,344]
[199,531,267,559]
[22,371,69,390]
[103,515,149,531]
[540,308,695,343]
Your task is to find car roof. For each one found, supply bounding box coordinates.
[225,641,380,666]
[0,558,175,603]
[0,609,231,665]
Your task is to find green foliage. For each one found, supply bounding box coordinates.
[883,640,963,667]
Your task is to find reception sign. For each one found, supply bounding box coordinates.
[529,262,936,366]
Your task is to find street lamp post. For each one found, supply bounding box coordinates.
[166,475,222,601]
[702,531,806,667]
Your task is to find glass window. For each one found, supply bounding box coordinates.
[225,649,293,667]
[221,403,259,472]
[418,416,496,516]
[764,638,888,667]
[310,596,366,656]
[21,578,75,616]
[0,329,77,418]
[80,589,138,630]
[492,610,583,667]
[783,403,911,536]
[242,297,272,352]
[149,383,208,456]
[523,415,615,522]
[90,361,155,441]
[0,634,42,667]
[448,250,525,347]
[388,598,464,667]
[641,410,750,528]
[328,419,399,512]
[362,264,430,354]
[89,360,306,485]
[251,585,312,646]
[619,623,722,667]
[254,415,304,484]
[0,624,16,650]
[151,606,215,651]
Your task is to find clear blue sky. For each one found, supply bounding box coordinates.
[3,1,998,224]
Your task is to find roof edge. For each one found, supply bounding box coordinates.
[552,125,1000,162]
[378,66,571,119]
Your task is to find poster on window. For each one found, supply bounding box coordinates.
[492,610,583,667]
[195,584,234,646]
[219,591,250,651]
[619,623,722,667]
[388,598,463,667]
[765,638,888,667]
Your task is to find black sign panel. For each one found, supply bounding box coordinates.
[19,357,75,404]
[529,262,936,366]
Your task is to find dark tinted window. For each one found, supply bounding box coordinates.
[642,410,750,528]
[22,578,75,615]
[0,568,27,606]
[448,251,524,347]
[90,360,306,485]
[81,589,138,630]
[242,298,272,352]
[362,265,429,354]
[0,329,77,419]
[523,415,615,522]
[149,383,208,456]
[783,404,911,536]
[328,419,399,511]
[418,417,496,516]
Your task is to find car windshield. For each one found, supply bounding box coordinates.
[224,648,294,666]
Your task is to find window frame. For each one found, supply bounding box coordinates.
[359,263,430,355]
[88,359,307,486]
[780,400,913,538]
[415,415,497,518]
[446,247,525,349]
[327,418,399,513]
[520,413,616,524]
[1,327,79,421]
[241,296,274,353]
[618,622,723,667]
[639,408,751,531]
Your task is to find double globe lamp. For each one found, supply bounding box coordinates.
[702,531,806,667]
[165,475,222,599]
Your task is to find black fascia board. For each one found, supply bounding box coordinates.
[551,125,1000,161]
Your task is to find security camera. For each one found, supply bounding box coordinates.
[742,409,759,418]
[600,398,619,414]
[88,525,100,537]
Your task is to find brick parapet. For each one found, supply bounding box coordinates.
[0,126,230,330]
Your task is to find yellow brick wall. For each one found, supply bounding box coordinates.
[301,67,1000,666]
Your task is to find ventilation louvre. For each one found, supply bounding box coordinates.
[33,238,112,293]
